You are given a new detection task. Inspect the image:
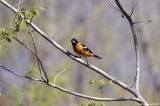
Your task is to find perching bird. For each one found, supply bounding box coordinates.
[71,38,102,64]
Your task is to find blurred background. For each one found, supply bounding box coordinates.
[0,0,160,106]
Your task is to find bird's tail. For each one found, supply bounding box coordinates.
[94,54,103,59]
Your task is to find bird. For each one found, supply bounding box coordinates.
[71,38,102,64]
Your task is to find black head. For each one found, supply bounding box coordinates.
[71,38,78,45]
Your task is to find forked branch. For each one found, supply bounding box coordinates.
[0,0,136,96]
[0,64,141,103]
[0,0,149,105]
[114,0,148,105]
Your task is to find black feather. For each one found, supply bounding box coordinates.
[94,55,103,59]
[83,47,93,54]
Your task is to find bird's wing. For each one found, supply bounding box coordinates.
[81,43,93,54]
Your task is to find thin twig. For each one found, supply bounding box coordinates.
[0,63,142,103]
[14,37,48,82]
[115,0,139,92]
[129,7,134,18]
[106,0,122,14]
[28,28,49,82]
[0,64,43,82]
[114,0,148,105]
[16,0,21,10]
[14,37,38,59]
[28,30,43,79]
[0,0,150,105]
[0,0,138,97]
[14,0,25,9]
[54,68,68,84]
[134,19,151,24]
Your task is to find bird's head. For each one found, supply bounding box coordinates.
[71,38,78,45]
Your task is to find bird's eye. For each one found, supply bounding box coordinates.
[72,40,75,43]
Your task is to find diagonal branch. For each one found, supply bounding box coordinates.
[0,63,142,103]
[0,0,137,97]
[54,68,68,84]
[13,37,48,81]
[106,0,122,14]
[0,64,42,81]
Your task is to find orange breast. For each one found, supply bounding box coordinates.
[73,42,93,57]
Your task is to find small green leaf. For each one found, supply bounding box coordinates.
[108,80,113,85]
[30,7,44,16]
[89,79,97,85]
[16,10,23,17]
[0,28,14,44]
[24,10,32,19]
[0,42,6,49]
[19,20,27,30]
[81,102,87,106]
[99,79,107,86]
[26,64,38,77]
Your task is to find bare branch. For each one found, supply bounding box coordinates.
[0,0,138,97]
[0,64,42,82]
[16,0,21,10]
[0,63,142,103]
[14,0,25,9]
[114,0,139,92]
[134,19,151,24]
[129,7,134,18]
[114,0,148,105]
[106,0,122,14]
[29,31,44,79]
[13,37,48,81]
[54,68,68,84]
[28,28,49,82]
[0,0,150,105]
[14,37,38,59]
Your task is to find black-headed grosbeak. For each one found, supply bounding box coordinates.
[71,38,102,64]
